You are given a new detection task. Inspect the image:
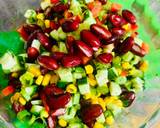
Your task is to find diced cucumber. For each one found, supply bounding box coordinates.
[57,81,68,89]
[31,100,42,105]
[57,68,73,82]
[31,39,41,51]
[129,68,143,77]
[109,82,122,96]
[134,37,143,46]
[95,69,108,86]
[104,110,112,118]
[73,67,86,79]
[108,67,118,80]
[97,85,109,95]
[69,0,82,16]
[66,98,73,108]
[115,76,127,85]
[84,0,94,4]
[58,41,68,53]
[68,123,83,128]
[50,30,59,40]
[107,104,122,116]
[132,77,144,92]
[40,1,51,10]
[17,110,31,121]
[131,56,141,65]
[20,72,34,86]
[24,9,37,24]
[72,93,80,105]
[60,107,77,120]
[77,77,90,94]
[30,105,44,115]
[96,113,105,123]
[122,52,134,62]
[112,56,121,68]
[58,27,67,40]
[73,72,83,79]
[94,60,110,70]
[0,52,22,73]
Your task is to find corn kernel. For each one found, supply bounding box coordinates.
[50,74,59,84]
[93,122,104,128]
[58,119,67,127]
[13,92,21,101]
[113,99,123,108]
[37,13,45,21]
[85,65,94,74]
[116,68,122,75]
[28,65,41,77]
[104,96,118,106]
[44,19,50,28]
[88,77,97,87]
[122,62,132,69]
[36,75,44,85]
[11,72,19,78]
[83,93,92,100]
[139,61,148,72]
[10,96,14,104]
[51,45,59,53]
[105,116,114,125]
[42,74,51,86]
[98,98,106,111]
[122,23,131,31]
[88,74,95,79]
[66,84,77,94]
[40,109,49,118]
[19,97,26,105]
[37,20,44,28]
[44,0,51,3]
[91,97,99,104]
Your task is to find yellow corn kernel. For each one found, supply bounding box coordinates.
[98,98,106,111]
[66,84,77,94]
[51,45,59,53]
[122,23,131,31]
[37,13,45,21]
[93,122,104,128]
[104,96,118,106]
[88,74,95,79]
[88,77,97,87]
[42,74,51,86]
[85,65,94,74]
[50,74,59,84]
[12,92,21,102]
[58,119,67,127]
[36,75,44,85]
[105,116,114,125]
[113,99,123,108]
[19,97,26,105]
[28,65,41,77]
[116,68,122,75]
[91,97,99,104]
[37,20,44,28]
[11,72,19,78]
[139,61,148,72]
[122,62,132,70]
[44,19,50,28]
[10,96,14,104]
[83,93,92,100]
[44,0,51,3]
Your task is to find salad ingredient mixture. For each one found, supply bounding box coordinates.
[0,0,149,127]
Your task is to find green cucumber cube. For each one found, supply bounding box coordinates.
[77,77,90,94]
[57,68,73,82]
[109,82,122,96]
[108,67,118,80]
[96,113,105,123]
[122,52,134,62]
[115,76,127,85]
[95,69,108,86]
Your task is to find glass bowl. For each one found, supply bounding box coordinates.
[0,0,160,128]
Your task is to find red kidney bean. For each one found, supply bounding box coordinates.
[81,30,101,51]
[61,54,81,68]
[122,9,136,24]
[40,92,50,112]
[52,52,66,61]
[23,24,41,35]
[62,19,79,32]
[52,2,69,13]
[109,14,125,27]
[75,40,93,57]
[103,35,118,44]
[47,116,56,128]
[44,7,55,20]
[40,66,49,75]
[36,8,44,13]
[111,28,125,36]
[131,43,146,57]
[99,0,107,5]
[51,108,66,116]
[97,53,113,64]
[90,24,112,40]
[120,91,135,107]
[50,0,59,4]
[12,101,25,113]
[66,36,75,54]
[118,37,134,54]
[37,33,53,51]
[86,121,95,128]
[81,104,103,123]
[50,21,59,30]
[37,55,59,70]
[77,50,92,65]
[17,26,29,41]
[27,47,39,60]
[47,92,71,110]
[44,85,64,96]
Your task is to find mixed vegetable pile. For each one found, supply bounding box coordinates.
[0,0,149,128]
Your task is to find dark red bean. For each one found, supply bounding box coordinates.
[27,47,39,60]
[99,0,107,5]
[103,35,118,44]
[62,19,79,32]
[47,92,71,110]
[61,54,81,68]
[75,40,93,57]
[12,101,25,113]
[97,53,113,64]
[77,50,92,65]
[118,37,134,54]
[112,28,125,36]
[37,55,59,70]
[52,52,65,61]
[90,24,112,40]
[131,43,146,57]
[122,9,136,24]
[53,3,69,13]
[47,116,56,128]
[23,24,41,35]
[109,14,125,27]
[120,91,135,107]
[66,36,75,54]
[81,104,103,123]
[81,30,101,51]
[40,92,50,112]
[51,108,66,116]
[40,66,49,75]
[50,0,60,4]
[37,33,53,51]
[44,85,64,96]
